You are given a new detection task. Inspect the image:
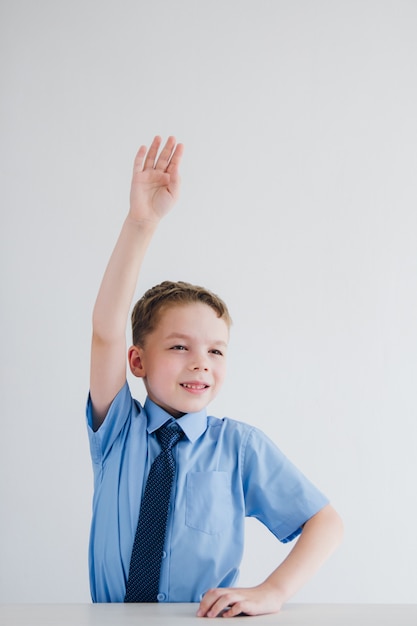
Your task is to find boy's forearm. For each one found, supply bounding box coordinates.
[92,217,158,342]
[262,504,344,604]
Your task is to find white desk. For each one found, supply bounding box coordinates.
[1,603,416,625]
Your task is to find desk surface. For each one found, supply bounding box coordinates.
[1,603,416,625]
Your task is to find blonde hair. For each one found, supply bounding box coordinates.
[131,280,231,347]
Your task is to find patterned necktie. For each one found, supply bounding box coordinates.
[124,421,184,602]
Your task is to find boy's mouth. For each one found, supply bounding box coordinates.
[180,383,209,391]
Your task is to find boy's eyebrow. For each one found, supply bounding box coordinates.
[165,332,228,347]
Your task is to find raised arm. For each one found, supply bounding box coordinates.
[90,136,184,429]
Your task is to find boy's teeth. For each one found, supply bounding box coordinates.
[183,383,205,389]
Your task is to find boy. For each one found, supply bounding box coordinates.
[87,136,343,618]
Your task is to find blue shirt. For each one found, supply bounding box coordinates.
[86,382,328,603]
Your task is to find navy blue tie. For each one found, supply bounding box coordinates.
[124,421,184,602]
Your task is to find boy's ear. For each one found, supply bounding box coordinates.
[128,345,146,378]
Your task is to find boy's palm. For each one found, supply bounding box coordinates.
[130,136,183,223]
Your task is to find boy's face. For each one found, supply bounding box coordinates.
[129,303,229,418]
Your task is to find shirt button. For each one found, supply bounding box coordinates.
[161,551,167,559]
[157,593,166,602]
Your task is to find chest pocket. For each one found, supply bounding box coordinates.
[185,471,232,535]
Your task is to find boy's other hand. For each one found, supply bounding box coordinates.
[197,584,283,618]
[129,135,184,226]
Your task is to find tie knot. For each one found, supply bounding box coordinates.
[156,422,184,451]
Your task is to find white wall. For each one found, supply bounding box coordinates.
[1,0,416,604]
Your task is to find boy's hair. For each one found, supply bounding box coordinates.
[131,280,232,347]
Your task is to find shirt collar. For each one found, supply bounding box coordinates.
[144,397,207,443]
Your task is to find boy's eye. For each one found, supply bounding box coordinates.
[171,345,187,351]
[210,349,223,356]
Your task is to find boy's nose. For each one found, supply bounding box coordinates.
[192,363,208,371]
[189,354,209,371]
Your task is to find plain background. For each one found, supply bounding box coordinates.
[1,0,416,604]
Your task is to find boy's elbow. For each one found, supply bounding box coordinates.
[305,504,344,549]
[320,504,344,547]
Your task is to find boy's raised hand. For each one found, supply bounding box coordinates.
[129,136,184,225]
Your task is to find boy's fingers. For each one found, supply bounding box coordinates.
[134,136,182,175]
[154,136,177,171]
[167,143,184,174]
[222,601,247,617]
[198,588,234,617]
[143,135,162,170]
[132,145,147,174]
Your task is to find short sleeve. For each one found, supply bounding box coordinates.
[242,428,329,542]
[86,382,141,465]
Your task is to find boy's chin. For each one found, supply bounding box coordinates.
[170,398,210,417]
[150,390,216,417]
